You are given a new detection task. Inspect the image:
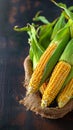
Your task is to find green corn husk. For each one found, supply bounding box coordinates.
[29,46,33,61]
[51,12,66,40]
[33,11,55,49]
[14,24,45,70]
[38,26,70,88]
[60,39,73,66]
[38,18,57,49]
[51,0,73,20]
[33,11,50,24]
[51,0,73,38]
[28,25,45,69]
[14,19,56,69]
[14,24,44,53]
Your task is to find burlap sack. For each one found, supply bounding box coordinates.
[20,56,73,119]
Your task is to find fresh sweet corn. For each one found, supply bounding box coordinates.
[41,61,71,108]
[27,43,57,94]
[38,26,70,88]
[27,26,70,95]
[41,39,73,108]
[57,78,73,108]
[57,66,73,108]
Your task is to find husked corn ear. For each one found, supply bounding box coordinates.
[57,78,73,108]
[41,61,71,108]
[40,82,47,95]
[27,44,57,95]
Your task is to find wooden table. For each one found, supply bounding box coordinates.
[0,0,73,129]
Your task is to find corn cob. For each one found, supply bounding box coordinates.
[27,43,57,94]
[57,39,73,108]
[41,39,73,108]
[38,26,70,88]
[57,78,73,108]
[41,61,71,108]
[57,62,73,108]
[40,82,48,95]
[27,26,70,95]
[62,67,73,89]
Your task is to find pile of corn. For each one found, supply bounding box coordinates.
[14,1,73,109]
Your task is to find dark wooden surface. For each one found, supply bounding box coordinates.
[0,0,73,129]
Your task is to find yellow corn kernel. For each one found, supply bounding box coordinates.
[27,43,57,95]
[41,61,71,108]
[40,82,47,95]
[57,78,73,108]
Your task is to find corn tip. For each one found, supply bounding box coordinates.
[26,86,33,95]
[41,100,47,109]
[58,95,71,108]
[58,102,64,108]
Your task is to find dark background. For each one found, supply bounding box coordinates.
[0,0,73,129]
